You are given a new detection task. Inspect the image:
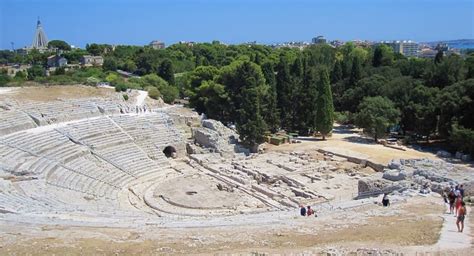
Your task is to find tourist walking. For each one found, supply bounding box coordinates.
[459,184,465,199]
[455,194,463,217]
[456,201,467,232]
[442,189,450,213]
[448,189,456,214]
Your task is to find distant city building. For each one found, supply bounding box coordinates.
[329,40,344,48]
[1,64,30,77]
[312,36,327,44]
[149,40,165,49]
[47,55,67,68]
[271,41,310,50]
[381,40,419,57]
[352,40,374,47]
[178,41,195,47]
[80,55,104,66]
[243,41,257,45]
[418,48,438,58]
[435,43,450,52]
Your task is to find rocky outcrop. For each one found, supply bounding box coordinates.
[192,119,241,156]
[463,181,474,197]
[358,178,391,194]
[378,158,473,196]
[413,169,452,183]
[382,169,407,181]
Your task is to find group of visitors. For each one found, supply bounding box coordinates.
[300,205,317,217]
[443,185,467,233]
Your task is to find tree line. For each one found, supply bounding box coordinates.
[1,40,473,155]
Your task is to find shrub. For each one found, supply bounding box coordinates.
[54,67,66,75]
[115,83,128,92]
[148,87,160,99]
[450,124,474,156]
[160,85,179,104]
[123,94,129,101]
[86,76,100,86]
[0,73,11,87]
[334,111,351,124]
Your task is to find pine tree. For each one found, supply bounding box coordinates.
[220,61,268,149]
[261,62,280,133]
[316,68,334,140]
[158,59,175,85]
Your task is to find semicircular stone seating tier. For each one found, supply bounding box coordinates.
[0,112,184,216]
[0,99,140,136]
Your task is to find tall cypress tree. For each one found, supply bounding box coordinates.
[290,56,304,132]
[300,66,319,134]
[331,60,343,84]
[275,56,293,131]
[373,46,383,67]
[316,68,334,140]
[261,62,280,133]
[349,57,362,87]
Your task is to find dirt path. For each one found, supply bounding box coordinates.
[268,124,438,165]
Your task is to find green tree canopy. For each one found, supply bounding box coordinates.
[158,59,175,85]
[48,40,71,51]
[372,44,394,67]
[218,60,268,148]
[355,96,400,142]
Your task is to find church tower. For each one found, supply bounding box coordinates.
[31,18,48,49]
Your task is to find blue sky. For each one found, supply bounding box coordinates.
[0,0,473,49]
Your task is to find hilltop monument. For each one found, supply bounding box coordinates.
[31,18,48,49]
[18,18,50,53]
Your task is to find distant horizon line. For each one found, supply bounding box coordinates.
[5,38,474,51]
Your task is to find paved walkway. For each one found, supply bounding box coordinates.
[435,206,471,249]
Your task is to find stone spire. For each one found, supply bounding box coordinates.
[31,18,48,49]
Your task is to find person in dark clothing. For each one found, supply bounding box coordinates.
[448,189,456,214]
[382,193,390,207]
[300,205,306,216]
[459,184,465,199]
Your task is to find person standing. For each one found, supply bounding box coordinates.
[300,205,306,216]
[455,194,463,217]
[382,193,390,207]
[459,184,465,199]
[448,189,456,214]
[456,201,467,232]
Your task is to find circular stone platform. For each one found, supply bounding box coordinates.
[152,174,264,211]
